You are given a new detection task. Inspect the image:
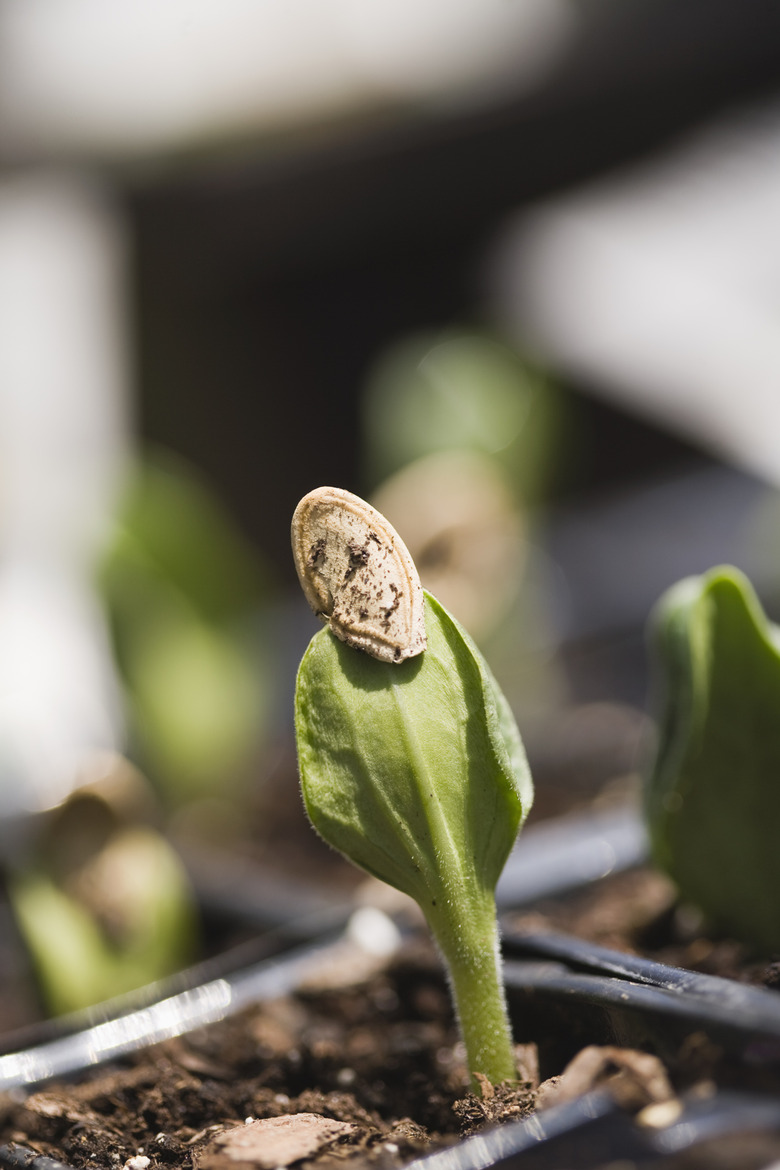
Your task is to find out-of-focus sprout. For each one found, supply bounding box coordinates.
[361,330,558,504]
[361,329,564,717]
[9,755,198,1015]
[371,451,523,643]
[645,566,780,953]
[99,450,272,804]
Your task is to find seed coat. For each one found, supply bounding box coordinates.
[291,486,426,663]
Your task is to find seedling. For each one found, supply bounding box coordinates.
[645,565,780,953]
[292,488,533,1089]
[11,817,197,1015]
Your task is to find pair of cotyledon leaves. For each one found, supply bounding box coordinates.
[646,565,780,953]
[296,590,533,912]
[292,486,533,919]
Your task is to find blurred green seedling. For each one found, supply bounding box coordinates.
[292,488,533,1091]
[645,565,780,953]
[12,804,197,1016]
[100,449,271,804]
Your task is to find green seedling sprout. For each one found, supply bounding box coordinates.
[645,565,780,953]
[11,825,197,1015]
[292,487,533,1090]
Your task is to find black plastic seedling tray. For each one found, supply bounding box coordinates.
[2,807,779,1169]
[2,929,780,1170]
[501,928,780,1073]
[409,1087,780,1170]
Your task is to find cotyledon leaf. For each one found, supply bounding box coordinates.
[645,565,780,952]
[295,591,532,908]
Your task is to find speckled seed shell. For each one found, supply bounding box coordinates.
[291,486,427,663]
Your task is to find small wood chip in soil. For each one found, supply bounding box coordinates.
[195,1114,355,1170]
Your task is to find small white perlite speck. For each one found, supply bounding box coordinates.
[291,486,426,663]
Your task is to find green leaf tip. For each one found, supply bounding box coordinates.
[295,589,533,1087]
[645,564,780,952]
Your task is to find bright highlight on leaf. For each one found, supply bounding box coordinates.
[293,487,533,1089]
[645,565,780,953]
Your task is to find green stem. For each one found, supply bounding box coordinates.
[429,892,516,1091]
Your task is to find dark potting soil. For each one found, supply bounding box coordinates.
[2,865,778,1170]
[0,942,538,1170]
